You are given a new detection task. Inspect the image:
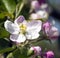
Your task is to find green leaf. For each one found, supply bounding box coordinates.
[0,46,16,54]
[0,27,10,38]
[15,0,24,18]
[0,13,5,19]
[32,40,52,51]
[19,4,30,20]
[0,38,16,54]
[0,0,7,12]
[7,48,28,58]
[2,0,16,14]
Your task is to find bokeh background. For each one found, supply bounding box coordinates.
[0,0,60,58]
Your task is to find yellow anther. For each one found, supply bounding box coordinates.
[20,24,27,33]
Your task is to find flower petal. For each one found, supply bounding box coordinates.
[31,0,40,10]
[10,34,26,43]
[36,10,48,19]
[30,13,40,20]
[4,20,19,34]
[30,46,41,55]
[14,15,25,25]
[46,51,54,58]
[10,34,18,42]
[26,32,39,40]
[49,26,59,39]
[43,22,51,35]
[27,20,42,32]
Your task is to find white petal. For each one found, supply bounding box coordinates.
[16,34,26,43]
[10,34,18,42]
[37,10,48,19]
[27,20,42,32]
[26,32,39,40]
[14,15,27,26]
[14,16,26,25]
[40,4,48,9]
[4,20,19,34]
[30,13,40,20]
[10,34,26,43]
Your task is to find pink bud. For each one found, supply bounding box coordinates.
[43,22,51,35]
[43,22,59,39]
[49,26,59,39]
[46,51,54,58]
[30,46,41,55]
[31,1,40,10]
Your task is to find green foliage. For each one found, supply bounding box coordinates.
[32,40,53,51]
[0,27,10,38]
[27,49,34,57]
[7,48,28,58]
[0,38,16,54]
[1,0,16,14]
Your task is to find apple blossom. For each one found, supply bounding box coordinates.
[36,10,48,20]
[4,16,42,43]
[43,22,59,39]
[30,10,48,20]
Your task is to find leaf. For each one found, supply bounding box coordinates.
[0,46,16,54]
[0,38,16,54]
[0,0,7,12]
[15,0,24,18]
[0,13,5,19]
[0,12,14,19]
[19,4,30,20]
[2,0,16,14]
[0,27,10,38]
[7,48,28,58]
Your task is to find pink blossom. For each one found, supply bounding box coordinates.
[31,0,40,10]
[30,46,41,56]
[43,22,51,36]
[46,51,54,58]
[43,22,59,39]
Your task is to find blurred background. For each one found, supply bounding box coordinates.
[0,0,60,58]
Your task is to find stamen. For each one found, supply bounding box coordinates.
[19,24,27,34]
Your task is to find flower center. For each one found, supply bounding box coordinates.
[19,24,27,34]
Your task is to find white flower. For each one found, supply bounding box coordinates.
[36,10,48,19]
[30,10,48,20]
[4,16,42,43]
